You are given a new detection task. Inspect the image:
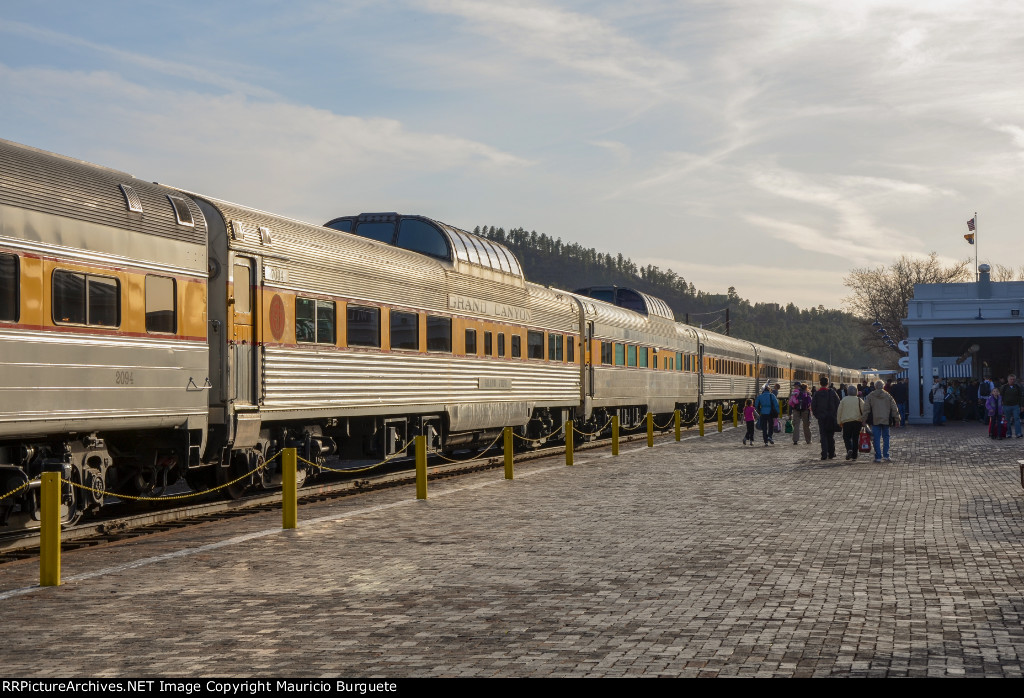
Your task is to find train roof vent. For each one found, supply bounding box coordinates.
[167,195,194,227]
[573,286,675,320]
[118,184,143,213]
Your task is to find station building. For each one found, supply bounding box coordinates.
[902,265,1024,424]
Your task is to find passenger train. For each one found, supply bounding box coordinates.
[0,138,867,528]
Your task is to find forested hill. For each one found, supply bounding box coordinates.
[473,225,876,369]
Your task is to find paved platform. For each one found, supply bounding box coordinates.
[1,422,1023,677]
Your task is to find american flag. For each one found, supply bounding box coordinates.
[967,217,976,231]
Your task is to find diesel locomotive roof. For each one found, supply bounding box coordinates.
[324,212,523,279]
[572,285,675,321]
[0,138,206,246]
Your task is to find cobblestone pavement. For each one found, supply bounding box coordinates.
[1,422,1023,677]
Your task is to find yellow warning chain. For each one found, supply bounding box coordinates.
[297,442,411,474]
[653,416,675,430]
[512,424,566,442]
[573,418,613,437]
[60,450,284,502]
[433,431,505,464]
[0,479,36,501]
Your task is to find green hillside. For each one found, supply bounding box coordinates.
[474,225,878,369]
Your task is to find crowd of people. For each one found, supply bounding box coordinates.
[743,377,906,463]
[741,372,1018,462]
[930,374,1024,439]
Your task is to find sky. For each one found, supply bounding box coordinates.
[1,0,1021,309]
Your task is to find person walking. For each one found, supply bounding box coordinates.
[755,385,780,446]
[811,376,840,460]
[978,377,994,424]
[865,380,900,462]
[985,388,1003,439]
[929,376,945,426]
[789,382,812,444]
[1001,374,1023,438]
[891,378,909,427]
[742,398,756,446]
[837,385,866,460]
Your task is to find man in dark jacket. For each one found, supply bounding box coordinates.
[811,376,840,459]
[1001,374,1023,438]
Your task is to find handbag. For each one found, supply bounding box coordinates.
[858,429,872,453]
[784,418,793,433]
[773,417,782,432]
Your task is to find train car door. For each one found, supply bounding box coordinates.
[231,256,256,407]
[698,343,705,397]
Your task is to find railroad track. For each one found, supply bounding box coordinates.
[0,426,694,564]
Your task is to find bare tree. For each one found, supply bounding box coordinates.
[843,253,971,358]
[992,263,1020,282]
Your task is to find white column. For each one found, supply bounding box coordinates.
[920,337,934,425]
[908,338,922,423]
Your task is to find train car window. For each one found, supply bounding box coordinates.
[638,347,648,368]
[325,219,353,233]
[397,220,450,260]
[614,343,625,366]
[353,221,396,244]
[601,342,613,365]
[390,311,419,350]
[316,301,335,344]
[677,352,683,371]
[86,275,119,326]
[548,333,563,361]
[591,288,615,304]
[145,275,176,334]
[497,332,506,357]
[484,331,493,356]
[511,334,522,358]
[567,336,575,363]
[527,331,544,359]
[465,328,477,355]
[232,264,251,314]
[295,298,335,344]
[53,270,120,327]
[627,345,637,367]
[347,305,380,347]
[616,289,646,314]
[426,315,451,352]
[0,253,18,322]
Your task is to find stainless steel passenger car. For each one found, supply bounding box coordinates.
[0,137,872,527]
[0,139,209,525]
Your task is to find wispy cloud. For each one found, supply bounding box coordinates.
[0,64,531,218]
[418,0,688,100]
[0,19,278,98]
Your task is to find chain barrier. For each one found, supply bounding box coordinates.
[512,423,567,442]
[0,479,36,502]
[299,441,412,475]
[432,431,506,464]
[573,418,613,437]
[59,450,283,503]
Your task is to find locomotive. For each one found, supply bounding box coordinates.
[0,138,866,528]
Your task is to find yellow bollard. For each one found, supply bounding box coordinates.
[675,409,681,441]
[717,404,723,432]
[504,427,513,480]
[699,406,705,436]
[415,435,427,499]
[566,422,574,466]
[733,403,738,427]
[647,412,654,447]
[39,468,61,587]
[612,415,619,456]
[282,448,297,529]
